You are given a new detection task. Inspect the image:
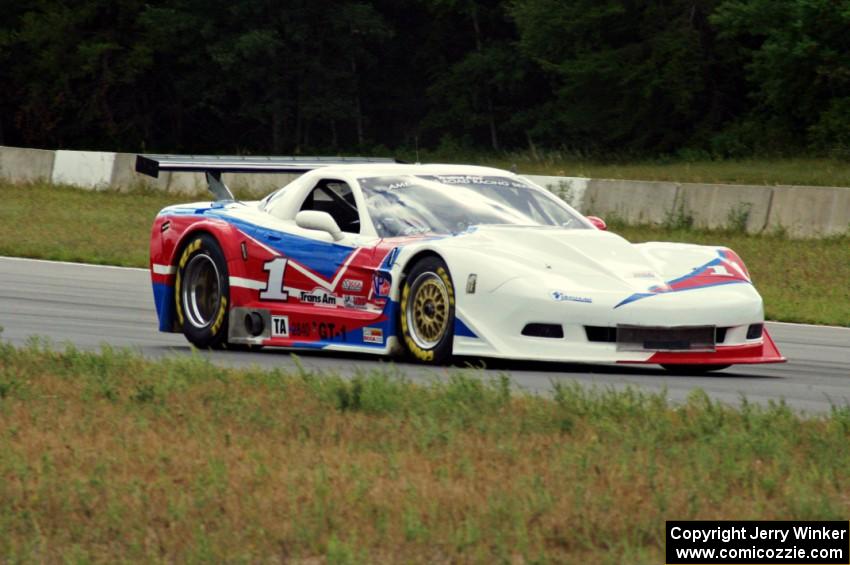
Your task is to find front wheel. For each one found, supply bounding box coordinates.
[400,256,455,364]
[174,234,230,349]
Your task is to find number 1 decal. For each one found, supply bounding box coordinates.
[260,258,289,300]
[707,264,731,277]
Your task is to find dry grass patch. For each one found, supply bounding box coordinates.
[1,341,849,562]
[0,182,181,267]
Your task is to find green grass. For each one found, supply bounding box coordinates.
[1,341,849,562]
[0,182,179,267]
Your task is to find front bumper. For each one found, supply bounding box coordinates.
[451,279,785,366]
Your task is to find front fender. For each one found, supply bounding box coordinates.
[393,240,524,297]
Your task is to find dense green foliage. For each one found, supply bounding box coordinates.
[1,0,848,156]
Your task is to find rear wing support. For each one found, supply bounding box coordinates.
[135,154,400,201]
[205,171,234,201]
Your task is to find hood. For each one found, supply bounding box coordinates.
[434,225,676,294]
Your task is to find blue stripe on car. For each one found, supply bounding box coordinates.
[162,206,357,280]
[152,282,175,331]
[206,211,356,280]
[454,317,478,338]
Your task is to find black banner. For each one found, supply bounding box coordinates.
[666,521,849,564]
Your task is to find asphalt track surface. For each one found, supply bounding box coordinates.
[1,256,848,414]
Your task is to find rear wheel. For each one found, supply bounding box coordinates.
[174,234,230,349]
[400,256,455,364]
[661,364,731,374]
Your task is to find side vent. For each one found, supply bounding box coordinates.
[585,326,617,343]
[522,323,564,339]
[746,324,763,340]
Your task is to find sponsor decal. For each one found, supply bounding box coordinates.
[631,271,657,279]
[341,278,363,292]
[288,320,349,341]
[299,288,338,306]
[424,175,528,190]
[551,291,592,304]
[289,320,311,337]
[363,327,384,344]
[382,246,400,269]
[373,272,392,299]
[160,220,171,233]
[343,295,368,309]
[271,315,289,337]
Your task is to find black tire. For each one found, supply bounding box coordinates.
[174,234,230,349]
[400,256,455,364]
[661,364,731,375]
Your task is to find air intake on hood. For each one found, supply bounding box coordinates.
[522,323,564,339]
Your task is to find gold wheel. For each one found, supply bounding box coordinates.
[406,272,450,349]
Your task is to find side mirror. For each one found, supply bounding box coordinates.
[295,210,344,241]
[586,216,607,231]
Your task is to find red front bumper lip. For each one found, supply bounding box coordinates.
[618,327,787,365]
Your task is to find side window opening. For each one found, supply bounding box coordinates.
[300,180,361,234]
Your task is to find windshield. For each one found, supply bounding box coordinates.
[358,175,589,237]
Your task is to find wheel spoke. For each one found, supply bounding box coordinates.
[182,254,222,329]
[406,270,452,351]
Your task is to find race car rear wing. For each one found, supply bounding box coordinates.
[135,154,400,201]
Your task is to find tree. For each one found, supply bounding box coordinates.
[511,0,729,153]
[2,0,163,149]
[712,0,850,151]
[1,0,846,156]
[420,0,538,151]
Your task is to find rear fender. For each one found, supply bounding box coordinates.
[150,216,252,332]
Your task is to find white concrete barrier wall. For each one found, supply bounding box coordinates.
[0,146,55,182]
[52,150,116,189]
[110,152,168,191]
[678,183,773,233]
[522,175,589,211]
[768,186,850,237]
[584,179,680,224]
[2,145,849,238]
[222,172,299,196]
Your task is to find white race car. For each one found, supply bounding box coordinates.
[139,155,786,372]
